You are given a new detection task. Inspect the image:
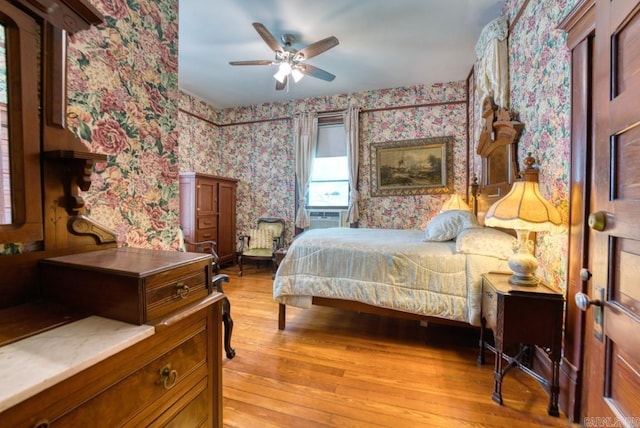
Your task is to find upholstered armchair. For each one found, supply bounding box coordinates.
[178,228,236,359]
[237,217,285,278]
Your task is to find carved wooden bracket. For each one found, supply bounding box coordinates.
[476,97,524,198]
[44,150,107,216]
[69,214,116,243]
[477,97,524,159]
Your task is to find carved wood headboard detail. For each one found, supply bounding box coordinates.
[474,97,524,224]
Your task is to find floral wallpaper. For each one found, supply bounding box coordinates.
[66,0,181,250]
[3,0,581,291]
[496,0,581,290]
[179,82,469,245]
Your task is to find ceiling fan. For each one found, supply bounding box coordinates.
[229,22,339,91]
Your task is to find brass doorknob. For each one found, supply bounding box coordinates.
[588,211,606,231]
[575,292,602,311]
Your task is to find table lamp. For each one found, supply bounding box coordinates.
[440,194,471,212]
[484,153,564,286]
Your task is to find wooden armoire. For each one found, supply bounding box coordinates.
[180,173,238,266]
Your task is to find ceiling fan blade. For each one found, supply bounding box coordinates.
[252,22,283,53]
[298,64,335,82]
[229,60,274,66]
[275,75,287,91]
[297,36,339,60]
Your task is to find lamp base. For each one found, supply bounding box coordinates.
[507,232,539,287]
[508,273,540,286]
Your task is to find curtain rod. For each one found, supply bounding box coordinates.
[195,99,466,128]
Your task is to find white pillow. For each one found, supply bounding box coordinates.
[248,228,274,249]
[456,227,515,260]
[424,210,479,241]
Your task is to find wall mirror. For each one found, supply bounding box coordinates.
[1,23,10,223]
[0,1,43,245]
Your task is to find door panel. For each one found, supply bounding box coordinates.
[609,343,640,419]
[611,127,640,201]
[216,180,235,261]
[586,0,640,423]
[614,239,640,314]
[196,179,217,216]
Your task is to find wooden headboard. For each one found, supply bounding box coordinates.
[473,97,523,225]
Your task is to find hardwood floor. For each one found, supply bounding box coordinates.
[220,266,577,427]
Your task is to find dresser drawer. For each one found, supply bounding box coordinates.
[41,248,212,325]
[146,269,208,322]
[146,378,209,428]
[196,228,217,242]
[197,216,217,230]
[55,321,208,427]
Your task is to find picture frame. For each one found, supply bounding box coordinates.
[370,137,454,196]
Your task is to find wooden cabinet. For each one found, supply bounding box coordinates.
[478,272,564,417]
[0,249,224,427]
[180,173,238,266]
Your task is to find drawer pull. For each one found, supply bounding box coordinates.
[176,282,190,299]
[33,420,50,428]
[159,364,178,390]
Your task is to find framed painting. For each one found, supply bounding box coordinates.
[370,137,454,196]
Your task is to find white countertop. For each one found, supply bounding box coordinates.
[0,316,155,413]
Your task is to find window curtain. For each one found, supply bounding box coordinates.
[343,106,360,224]
[294,112,318,229]
[475,15,509,108]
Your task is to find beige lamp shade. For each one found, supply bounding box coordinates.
[440,194,471,212]
[484,180,564,233]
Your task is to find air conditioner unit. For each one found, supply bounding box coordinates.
[307,210,348,229]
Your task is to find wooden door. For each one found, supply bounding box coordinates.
[583,0,640,423]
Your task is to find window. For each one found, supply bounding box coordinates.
[307,122,348,208]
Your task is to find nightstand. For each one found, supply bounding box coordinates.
[478,272,564,416]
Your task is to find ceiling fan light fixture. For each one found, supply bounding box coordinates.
[274,69,288,83]
[278,62,292,74]
[291,68,304,82]
[232,22,339,91]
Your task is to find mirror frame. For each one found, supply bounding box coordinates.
[0,1,43,244]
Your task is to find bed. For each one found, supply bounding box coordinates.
[274,214,515,329]
[274,96,523,330]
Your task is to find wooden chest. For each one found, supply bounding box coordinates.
[40,247,213,325]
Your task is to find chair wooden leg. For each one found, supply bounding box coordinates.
[237,255,243,276]
[222,297,235,359]
[212,274,235,359]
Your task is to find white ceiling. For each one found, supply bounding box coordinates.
[178,0,505,109]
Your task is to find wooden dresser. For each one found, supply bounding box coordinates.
[180,173,238,266]
[0,248,224,427]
